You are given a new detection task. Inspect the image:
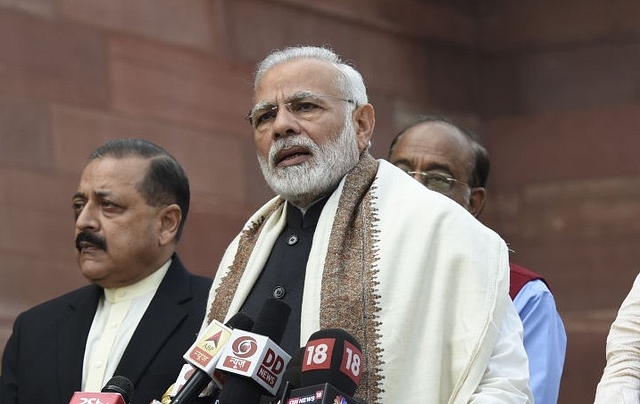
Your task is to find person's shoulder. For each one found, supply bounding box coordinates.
[188,272,213,291]
[510,263,552,292]
[15,284,98,319]
[169,264,212,313]
[169,256,212,283]
[518,278,553,297]
[509,262,544,279]
[375,159,502,236]
[375,159,466,208]
[373,160,508,262]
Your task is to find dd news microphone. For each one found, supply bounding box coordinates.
[216,298,292,404]
[286,329,364,404]
[169,311,254,404]
[68,375,134,404]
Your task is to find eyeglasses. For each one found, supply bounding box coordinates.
[402,170,469,192]
[245,93,355,130]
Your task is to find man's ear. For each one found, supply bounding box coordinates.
[468,187,486,218]
[353,103,375,152]
[158,204,181,246]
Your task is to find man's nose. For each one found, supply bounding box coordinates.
[271,105,301,140]
[75,204,99,231]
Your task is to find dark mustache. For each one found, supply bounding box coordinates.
[75,231,107,252]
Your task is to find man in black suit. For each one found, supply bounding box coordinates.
[0,139,212,404]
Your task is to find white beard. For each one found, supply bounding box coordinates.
[258,116,360,207]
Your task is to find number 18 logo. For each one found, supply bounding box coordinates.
[340,340,362,385]
[303,338,334,371]
[303,337,362,386]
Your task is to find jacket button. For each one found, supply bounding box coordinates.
[273,286,286,299]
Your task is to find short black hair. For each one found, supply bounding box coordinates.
[89,139,190,240]
[389,115,490,188]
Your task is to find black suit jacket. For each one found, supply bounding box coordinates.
[0,255,212,404]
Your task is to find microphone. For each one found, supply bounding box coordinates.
[270,347,304,404]
[69,375,134,404]
[286,329,364,404]
[216,298,292,404]
[169,312,254,404]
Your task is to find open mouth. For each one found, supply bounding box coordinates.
[275,146,311,167]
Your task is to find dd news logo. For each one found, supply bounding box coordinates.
[231,335,287,388]
[232,335,259,358]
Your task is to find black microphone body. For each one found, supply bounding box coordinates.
[68,375,134,404]
[217,298,292,404]
[170,312,254,404]
[170,370,211,404]
[270,347,304,404]
[102,375,135,401]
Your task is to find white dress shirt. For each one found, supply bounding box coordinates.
[82,260,170,391]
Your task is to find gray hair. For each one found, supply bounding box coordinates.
[254,46,368,106]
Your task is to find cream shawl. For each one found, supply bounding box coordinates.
[205,152,523,403]
[595,272,640,404]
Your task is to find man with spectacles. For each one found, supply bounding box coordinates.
[388,115,567,404]
[203,46,532,403]
[246,92,355,131]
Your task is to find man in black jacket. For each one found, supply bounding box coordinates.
[0,139,212,404]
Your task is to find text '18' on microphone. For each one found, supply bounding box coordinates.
[285,328,365,404]
[167,311,254,404]
[68,375,134,404]
[216,297,292,404]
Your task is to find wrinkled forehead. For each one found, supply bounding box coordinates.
[254,58,343,104]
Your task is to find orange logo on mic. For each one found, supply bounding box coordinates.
[231,335,258,358]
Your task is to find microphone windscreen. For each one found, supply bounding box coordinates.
[226,311,254,331]
[271,346,304,402]
[251,298,291,344]
[282,347,304,388]
[101,375,134,404]
[300,328,362,397]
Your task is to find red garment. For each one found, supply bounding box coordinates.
[509,262,547,300]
